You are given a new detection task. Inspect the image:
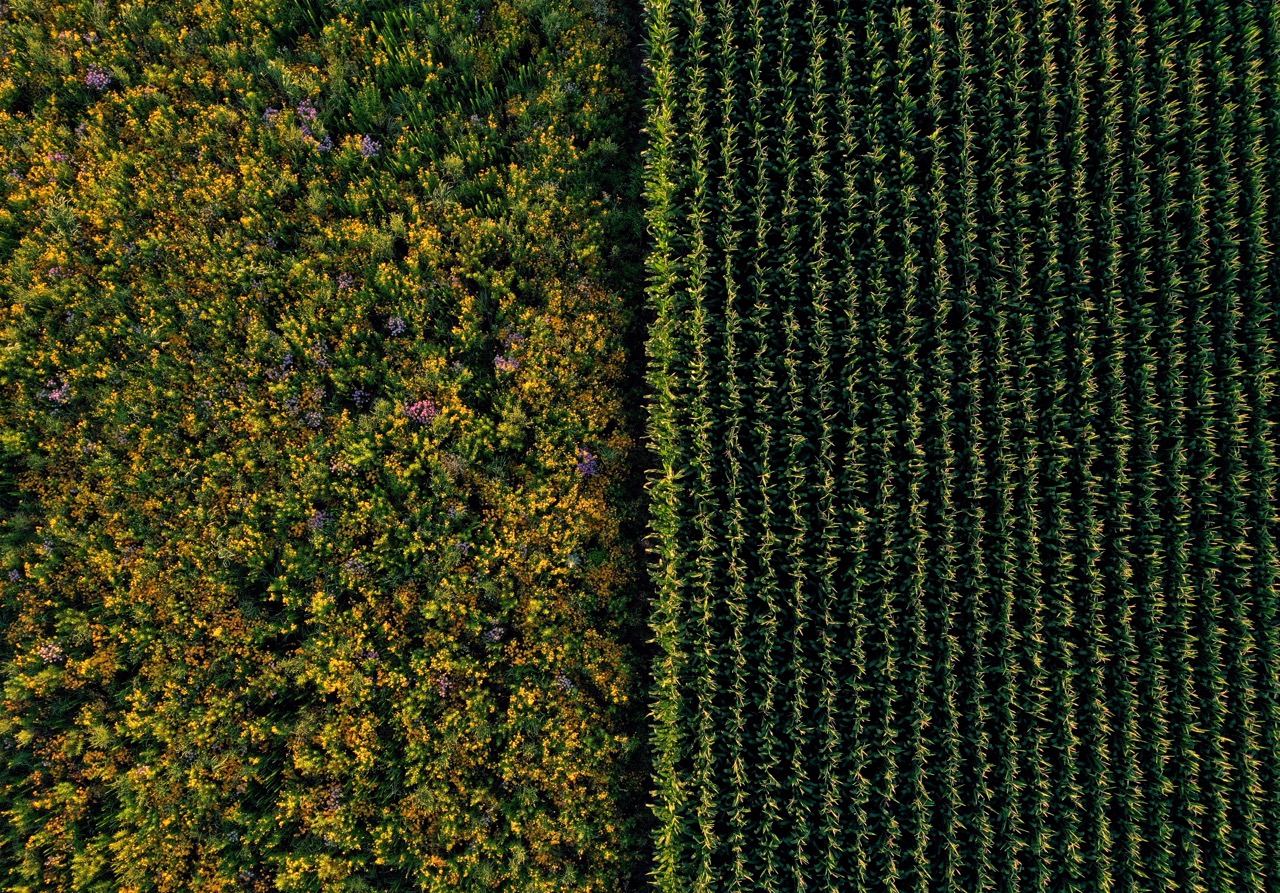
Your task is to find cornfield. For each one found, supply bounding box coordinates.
[644,0,1280,889]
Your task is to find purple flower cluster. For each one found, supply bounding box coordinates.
[344,557,368,577]
[555,674,575,692]
[262,107,279,125]
[404,398,438,424]
[46,152,70,163]
[336,272,356,291]
[484,625,505,643]
[84,65,111,91]
[316,134,333,152]
[387,316,407,337]
[494,354,520,373]
[8,569,20,583]
[360,134,381,158]
[352,387,372,408]
[41,378,70,404]
[435,673,454,696]
[575,447,601,477]
[455,541,473,556]
[307,510,331,533]
[297,99,318,124]
[37,641,64,664]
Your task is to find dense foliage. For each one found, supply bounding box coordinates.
[645,0,1280,890]
[0,0,649,890]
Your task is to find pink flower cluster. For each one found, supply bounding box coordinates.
[404,398,438,424]
[41,378,70,404]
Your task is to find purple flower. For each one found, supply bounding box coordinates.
[404,398,438,424]
[435,673,454,696]
[317,134,333,153]
[387,316,407,337]
[262,107,279,124]
[344,557,368,577]
[484,625,505,643]
[296,99,318,123]
[84,65,111,91]
[307,510,331,533]
[494,354,519,373]
[47,266,64,281]
[8,569,20,582]
[575,447,601,477]
[555,674,575,692]
[46,152,70,163]
[352,387,371,407]
[336,272,355,291]
[304,410,323,428]
[37,641,64,664]
[360,135,381,158]
[41,378,70,404]
[455,541,472,556]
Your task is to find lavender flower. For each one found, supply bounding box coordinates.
[8,569,20,582]
[352,387,371,407]
[46,152,70,163]
[37,641,64,664]
[360,134,381,158]
[336,272,355,291]
[296,99,318,124]
[343,557,367,577]
[455,541,472,556]
[317,134,333,152]
[41,378,70,404]
[404,398,438,424]
[435,673,454,696]
[555,674,575,692]
[304,410,323,428]
[484,625,505,643]
[84,65,111,91]
[575,447,601,477]
[262,107,279,125]
[387,316,407,337]
[493,354,519,373]
[47,266,64,281]
[307,510,331,533]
